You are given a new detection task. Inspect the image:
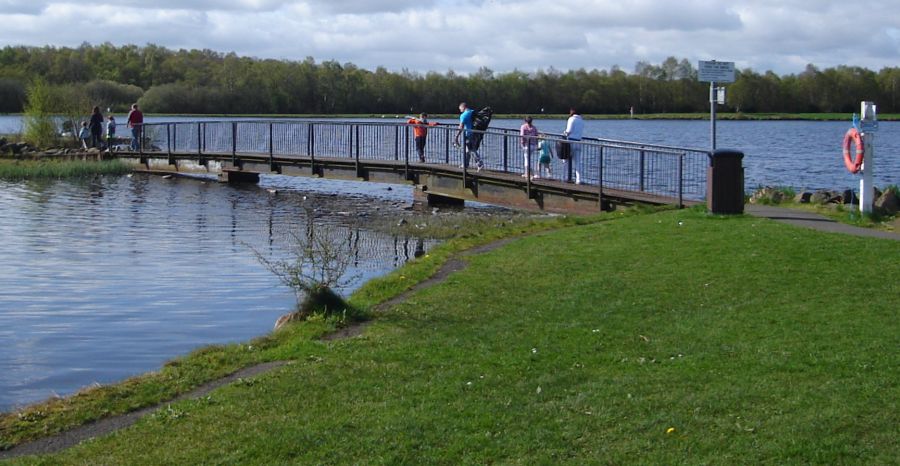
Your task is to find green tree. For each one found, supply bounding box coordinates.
[23,78,58,147]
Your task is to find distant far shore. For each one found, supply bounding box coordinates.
[2,112,897,122]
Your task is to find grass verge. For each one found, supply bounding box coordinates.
[0,159,132,180]
[0,207,629,453]
[4,206,898,464]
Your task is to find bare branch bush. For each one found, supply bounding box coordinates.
[249,216,360,323]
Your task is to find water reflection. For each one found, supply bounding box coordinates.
[0,174,440,412]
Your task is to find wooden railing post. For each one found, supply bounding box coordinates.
[269,122,275,170]
[355,125,361,178]
[309,123,316,175]
[445,128,450,164]
[639,149,646,192]
[231,122,237,164]
[598,146,605,209]
[404,126,410,180]
[678,153,684,209]
[394,126,399,161]
[503,134,509,172]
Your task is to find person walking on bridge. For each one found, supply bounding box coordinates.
[519,116,538,177]
[563,108,584,184]
[407,113,438,162]
[454,102,484,171]
[126,103,144,152]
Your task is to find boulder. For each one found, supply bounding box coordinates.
[794,192,813,204]
[749,186,784,205]
[841,189,859,205]
[810,190,834,205]
[875,190,899,215]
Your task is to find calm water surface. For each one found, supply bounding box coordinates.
[0,174,460,411]
[2,115,896,190]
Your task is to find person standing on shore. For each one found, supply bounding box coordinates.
[407,113,438,162]
[89,106,104,148]
[126,104,144,152]
[563,108,585,184]
[454,102,484,171]
[519,116,538,177]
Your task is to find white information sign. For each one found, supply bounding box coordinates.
[698,61,735,83]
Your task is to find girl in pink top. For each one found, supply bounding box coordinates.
[520,116,538,177]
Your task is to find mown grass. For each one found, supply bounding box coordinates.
[0,159,132,180]
[0,208,620,453]
[4,206,898,464]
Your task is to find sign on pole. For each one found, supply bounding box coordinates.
[698,60,736,83]
[698,60,735,152]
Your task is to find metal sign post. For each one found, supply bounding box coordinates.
[699,60,735,152]
[859,101,878,214]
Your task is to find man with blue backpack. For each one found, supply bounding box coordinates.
[454,102,487,171]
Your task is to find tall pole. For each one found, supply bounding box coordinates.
[859,101,878,214]
[710,81,717,152]
[860,132,875,214]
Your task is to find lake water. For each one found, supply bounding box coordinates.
[2,115,897,191]
[0,174,474,412]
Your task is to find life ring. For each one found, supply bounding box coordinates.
[842,128,864,174]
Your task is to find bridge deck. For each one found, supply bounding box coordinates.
[123,149,696,212]
[123,119,708,213]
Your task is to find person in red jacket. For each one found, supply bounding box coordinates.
[126,104,144,151]
[406,113,438,162]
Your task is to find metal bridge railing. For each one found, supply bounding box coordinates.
[138,120,708,203]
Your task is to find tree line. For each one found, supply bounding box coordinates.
[1,43,898,115]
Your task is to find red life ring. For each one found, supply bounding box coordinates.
[842,128,864,174]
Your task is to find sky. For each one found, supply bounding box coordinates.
[1,0,899,75]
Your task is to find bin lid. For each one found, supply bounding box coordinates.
[708,149,744,159]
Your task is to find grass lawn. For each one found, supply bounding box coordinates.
[5,208,899,464]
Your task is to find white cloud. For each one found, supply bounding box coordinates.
[0,0,898,74]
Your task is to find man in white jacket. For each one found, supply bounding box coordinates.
[563,108,585,184]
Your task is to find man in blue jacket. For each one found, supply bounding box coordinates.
[454,102,484,171]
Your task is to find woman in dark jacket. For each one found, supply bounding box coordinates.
[89,106,104,148]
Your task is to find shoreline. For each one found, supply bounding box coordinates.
[2,206,896,463]
[0,210,604,452]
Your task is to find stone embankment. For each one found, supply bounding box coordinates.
[750,186,899,216]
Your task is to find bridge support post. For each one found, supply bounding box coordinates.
[415,189,465,208]
[219,170,260,184]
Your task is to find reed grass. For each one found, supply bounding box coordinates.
[0,159,132,180]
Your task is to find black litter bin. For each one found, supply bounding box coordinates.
[707,149,745,214]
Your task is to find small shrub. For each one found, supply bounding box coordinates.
[250,216,360,322]
[22,78,58,148]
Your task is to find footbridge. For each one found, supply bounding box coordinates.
[116,120,712,214]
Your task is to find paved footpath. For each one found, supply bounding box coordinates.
[745,204,900,241]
